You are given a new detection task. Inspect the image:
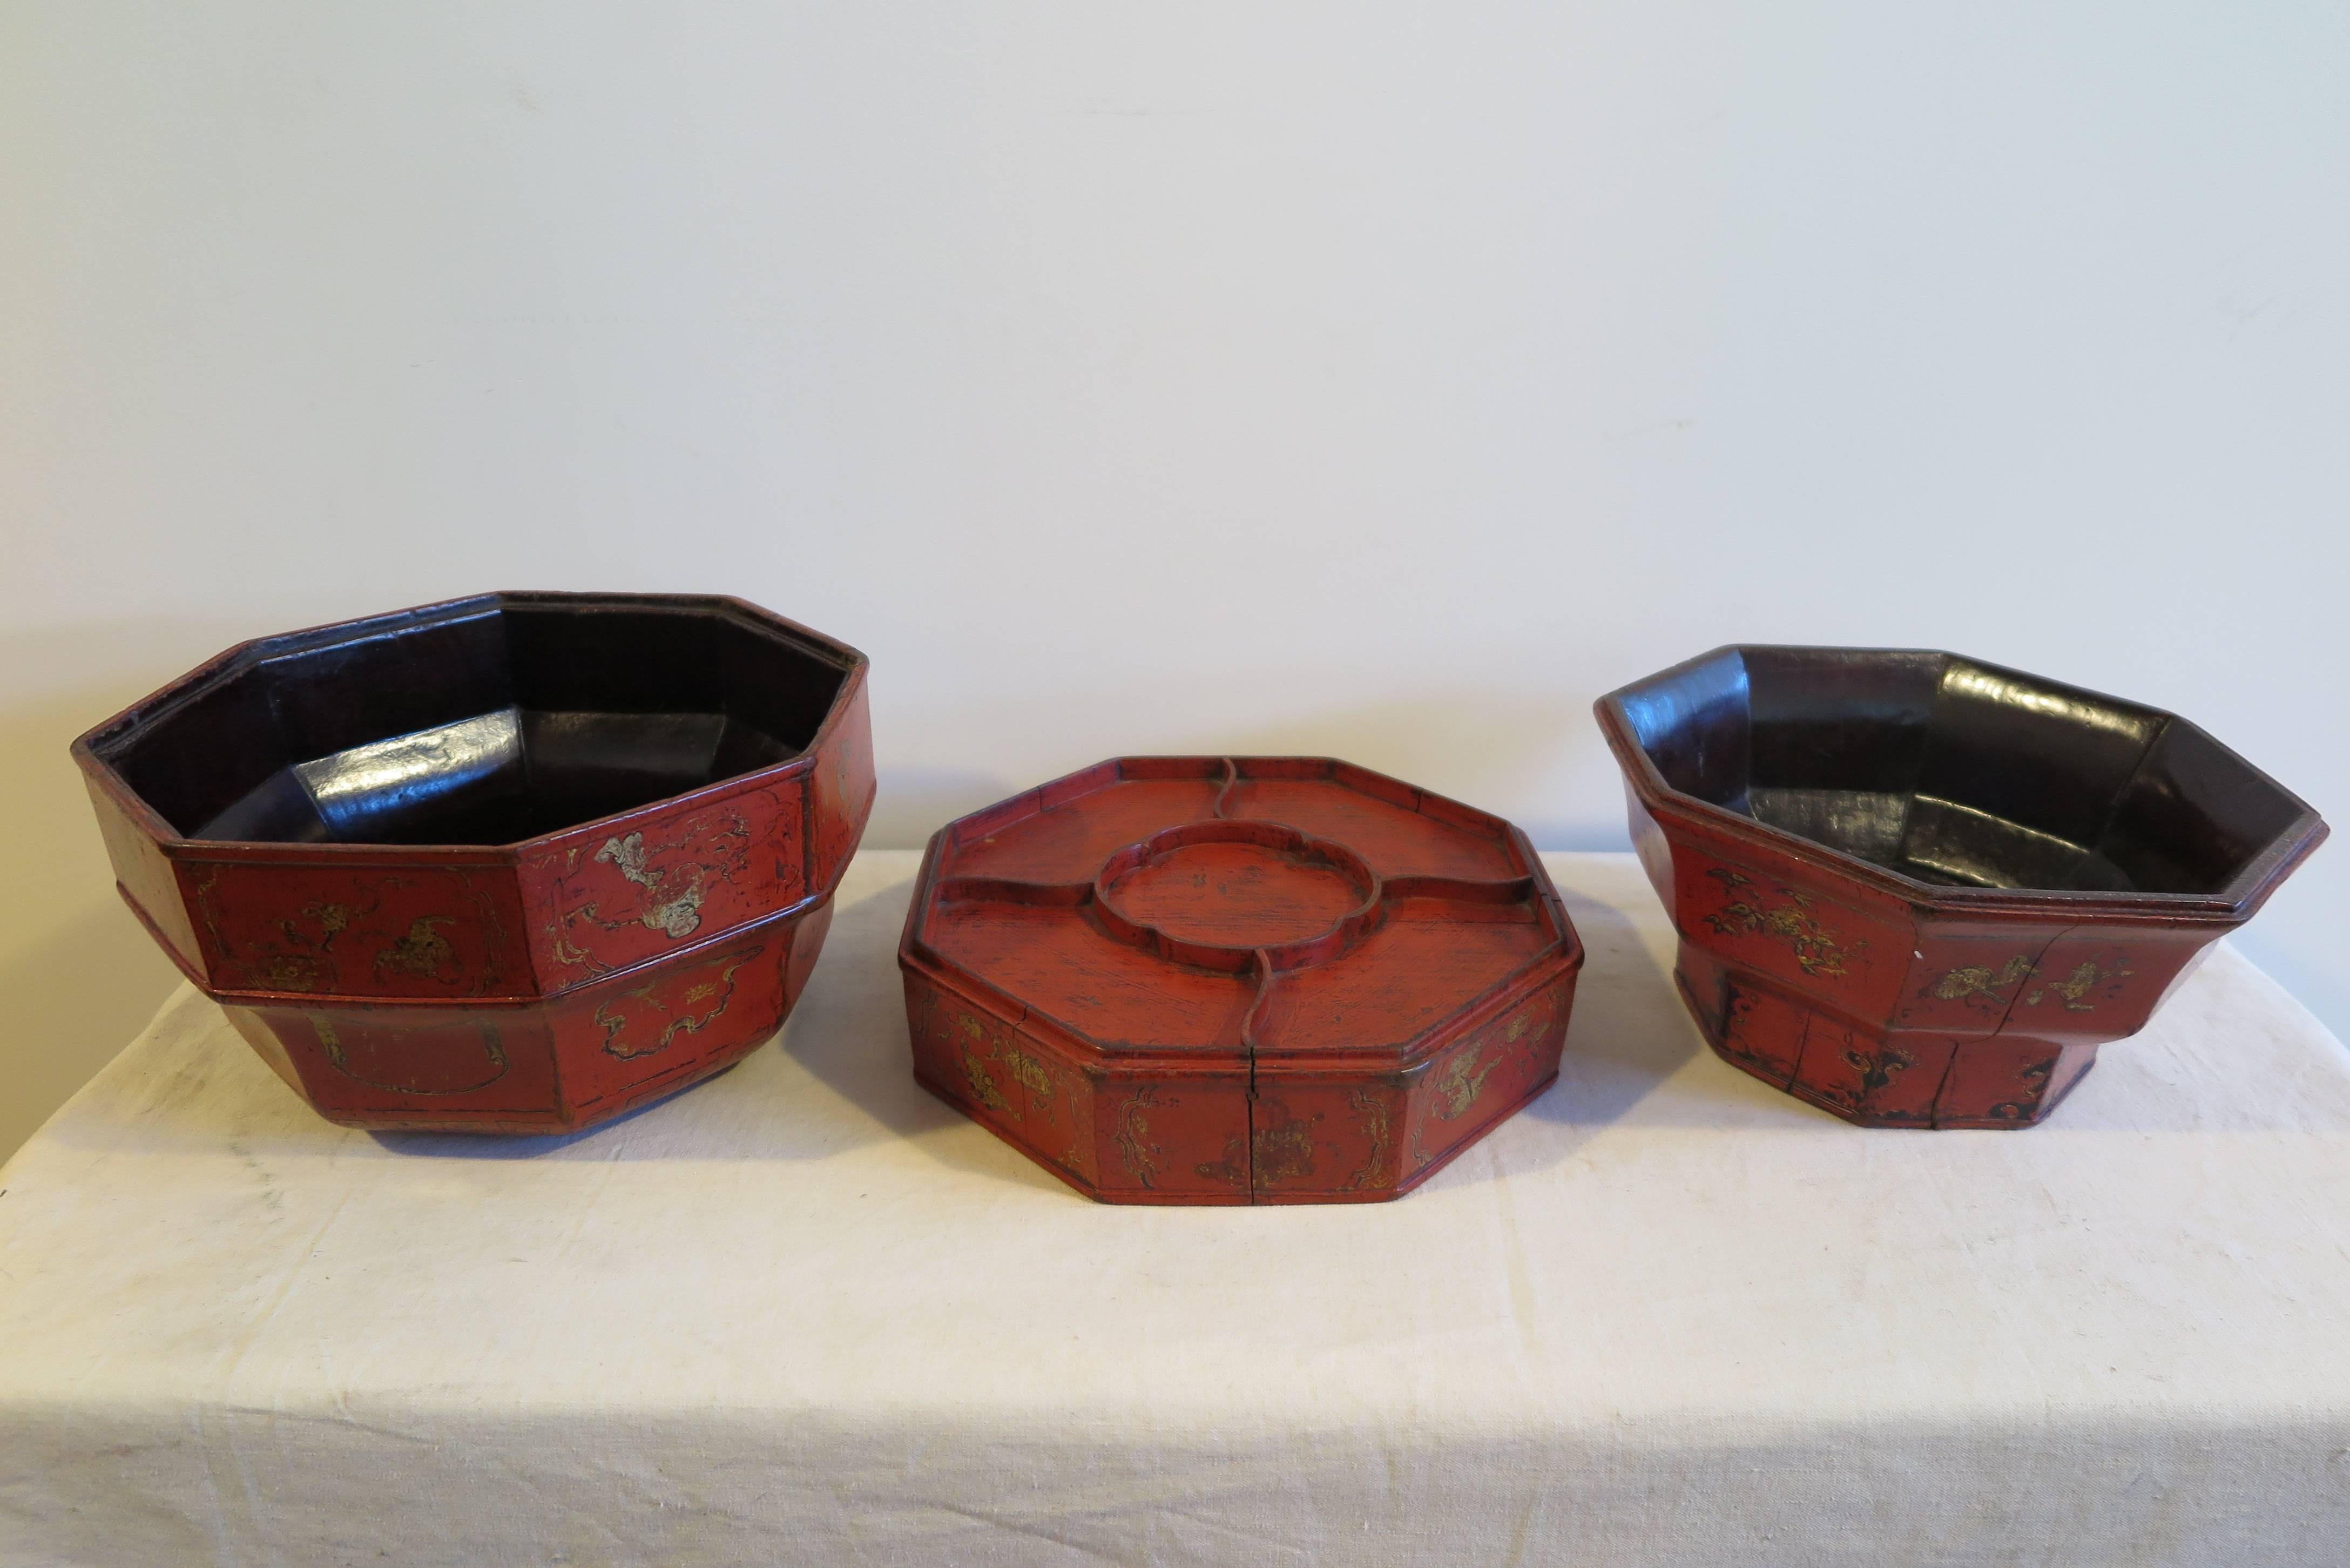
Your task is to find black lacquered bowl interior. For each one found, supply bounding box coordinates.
[92,595,852,846]
[1609,647,2310,896]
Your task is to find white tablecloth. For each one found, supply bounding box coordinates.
[5,850,2349,1567]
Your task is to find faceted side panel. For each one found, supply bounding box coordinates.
[92,651,287,841]
[1896,918,2216,1046]
[805,672,876,893]
[86,780,208,979]
[1936,1036,2088,1127]
[1091,1071,1256,1205]
[1930,927,2217,1127]
[1890,920,2219,1116]
[260,606,512,776]
[1786,1021,1963,1128]
[217,901,836,1134]
[1894,921,2071,1034]
[1705,967,1986,1127]
[520,778,804,989]
[1623,781,1677,917]
[1668,837,1915,1025]
[2011,938,2144,1030]
[2038,1041,2102,1114]
[180,856,533,1000]
[1607,648,1753,806]
[1246,1077,1410,1204]
[2002,930,2206,1044]
[1743,648,1941,808]
[1713,972,1807,1087]
[546,904,832,1126]
[1670,943,1731,1045]
[904,973,1106,1195]
[234,1001,563,1131]
[1700,978,2103,1130]
[1393,978,1574,1191]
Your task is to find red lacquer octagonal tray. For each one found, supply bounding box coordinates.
[898,758,1584,1204]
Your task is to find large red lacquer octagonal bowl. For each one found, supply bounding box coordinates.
[73,592,875,1133]
[899,758,1584,1204]
[1598,646,2326,1129]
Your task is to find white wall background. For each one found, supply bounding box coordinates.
[4,2,2344,1157]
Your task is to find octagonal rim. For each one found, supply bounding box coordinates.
[71,590,871,864]
[1597,643,2328,923]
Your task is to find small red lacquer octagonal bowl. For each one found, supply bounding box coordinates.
[1596,646,2327,1129]
[898,758,1585,1204]
[72,592,875,1134]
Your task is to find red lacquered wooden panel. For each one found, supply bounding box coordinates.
[1936,1036,2077,1127]
[522,781,803,988]
[1789,1020,1961,1128]
[1246,1078,1407,1203]
[807,672,877,887]
[1392,979,1576,1188]
[549,923,807,1122]
[1894,924,2063,1034]
[1670,843,1914,1025]
[909,974,1129,1195]
[241,1003,563,1128]
[1088,1071,1255,1205]
[183,857,531,1000]
[1716,978,1807,1088]
[2000,931,2206,1045]
[85,778,208,978]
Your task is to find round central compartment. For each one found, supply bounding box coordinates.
[1103,836,1368,951]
